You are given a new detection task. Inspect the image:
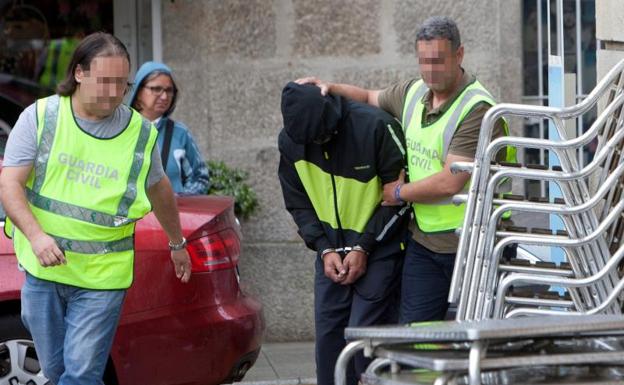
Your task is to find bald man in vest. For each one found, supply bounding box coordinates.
[296,16,514,323]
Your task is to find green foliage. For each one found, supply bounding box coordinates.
[207,160,259,219]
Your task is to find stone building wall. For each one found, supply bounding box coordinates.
[596,0,624,84]
[161,0,523,341]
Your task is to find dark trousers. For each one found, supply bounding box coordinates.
[399,237,517,323]
[314,253,402,385]
[399,237,456,323]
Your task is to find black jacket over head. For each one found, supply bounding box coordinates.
[278,82,409,259]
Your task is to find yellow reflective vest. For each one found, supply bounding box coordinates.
[11,95,157,289]
[402,79,516,233]
[39,38,79,89]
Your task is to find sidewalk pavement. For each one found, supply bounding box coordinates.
[237,341,317,385]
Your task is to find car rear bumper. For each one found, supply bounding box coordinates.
[113,294,265,385]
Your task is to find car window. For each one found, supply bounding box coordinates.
[0,2,113,88]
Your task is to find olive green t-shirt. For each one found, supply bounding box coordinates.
[378,70,506,254]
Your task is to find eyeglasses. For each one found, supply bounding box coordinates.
[143,85,176,97]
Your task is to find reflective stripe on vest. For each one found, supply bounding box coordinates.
[26,188,136,227]
[402,82,428,129]
[13,95,157,289]
[14,206,138,256]
[32,94,60,193]
[51,234,134,254]
[117,118,153,217]
[402,79,514,232]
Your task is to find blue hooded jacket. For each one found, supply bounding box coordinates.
[127,62,210,195]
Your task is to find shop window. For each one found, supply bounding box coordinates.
[0,1,114,89]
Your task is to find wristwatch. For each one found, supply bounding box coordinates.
[168,237,187,251]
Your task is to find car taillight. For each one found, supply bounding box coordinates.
[187,229,240,272]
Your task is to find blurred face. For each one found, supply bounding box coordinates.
[135,74,175,121]
[75,56,130,117]
[416,38,463,93]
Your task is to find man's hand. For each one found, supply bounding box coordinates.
[171,249,191,283]
[323,252,346,283]
[294,77,331,96]
[31,232,66,267]
[341,250,367,285]
[382,170,406,206]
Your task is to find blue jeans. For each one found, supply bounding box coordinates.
[20,272,126,385]
[399,237,456,323]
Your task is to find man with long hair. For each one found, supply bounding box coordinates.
[0,32,191,385]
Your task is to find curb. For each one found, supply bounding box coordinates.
[237,377,317,385]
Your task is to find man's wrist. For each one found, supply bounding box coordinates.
[394,183,405,203]
[352,245,369,255]
[320,248,336,260]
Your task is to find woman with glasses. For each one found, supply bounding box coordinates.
[128,61,210,195]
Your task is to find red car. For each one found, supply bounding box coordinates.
[0,93,264,384]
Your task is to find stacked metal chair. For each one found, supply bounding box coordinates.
[333,59,624,385]
[449,57,624,320]
[335,315,624,385]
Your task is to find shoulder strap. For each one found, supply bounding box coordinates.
[160,118,174,173]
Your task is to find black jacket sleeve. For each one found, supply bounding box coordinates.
[278,136,332,253]
[356,118,409,252]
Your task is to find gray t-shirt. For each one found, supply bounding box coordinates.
[4,101,165,187]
